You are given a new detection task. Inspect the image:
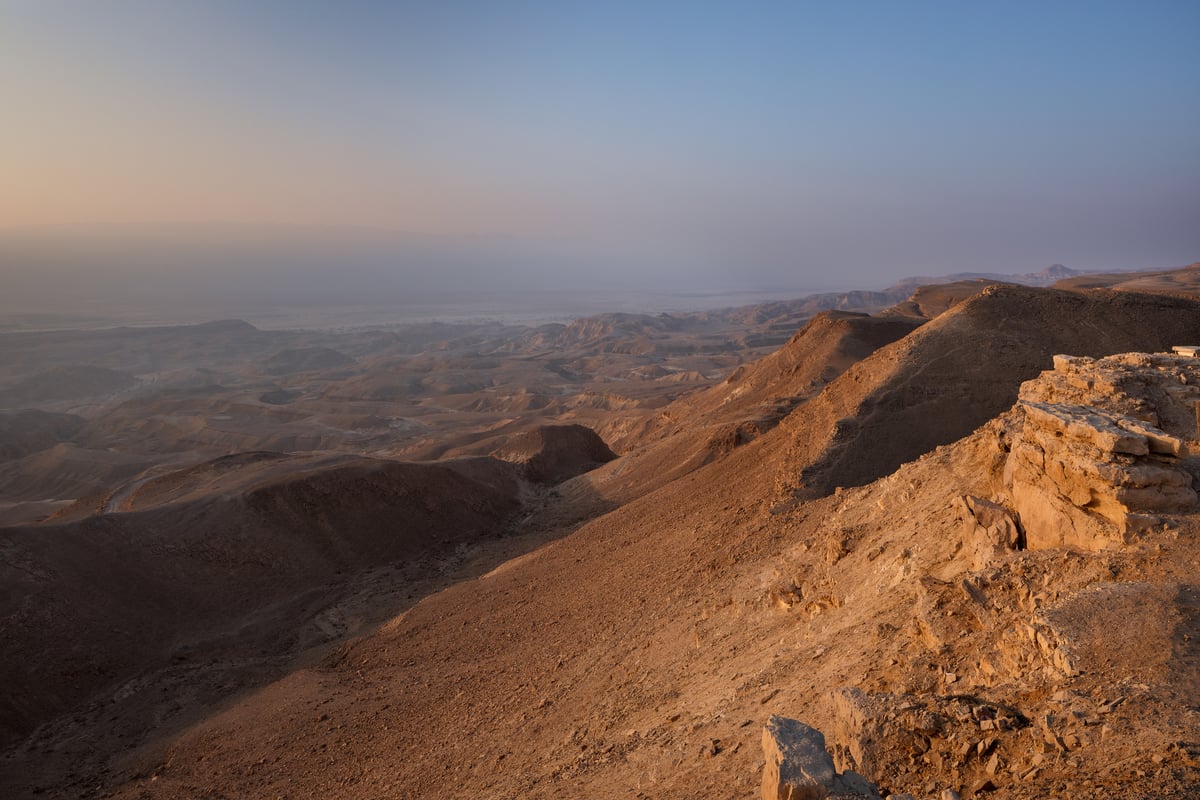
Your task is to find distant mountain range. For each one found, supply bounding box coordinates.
[887,263,1083,290]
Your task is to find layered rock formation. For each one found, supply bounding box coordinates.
[1001,353,1200,551]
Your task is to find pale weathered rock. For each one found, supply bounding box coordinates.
[828,689,888,778]
[762,715,837,800]
[1113,416,1184,456]
[1002,359,1200,551]
[1022,352,1200,441]
[954,495,1022,569]
[1021,401,1149,455]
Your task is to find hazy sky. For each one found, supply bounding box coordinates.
[2,0,1199,304]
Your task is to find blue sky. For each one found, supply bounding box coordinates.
[1,0,1198,297]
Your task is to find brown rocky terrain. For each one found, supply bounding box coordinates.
[0,296,872,526]
[3,268,1200,799]
[0,452,527,750]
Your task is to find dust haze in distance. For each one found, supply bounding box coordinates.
[4,215,1199,322]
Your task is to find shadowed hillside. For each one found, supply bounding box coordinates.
[0,454,524,750]
[770,286,1200,499]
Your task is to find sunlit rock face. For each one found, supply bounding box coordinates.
[1004,353,1200,550]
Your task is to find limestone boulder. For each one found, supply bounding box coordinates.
[762,715,837,800]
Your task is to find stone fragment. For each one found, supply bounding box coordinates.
[762,715,836,800]
[969,777,997,794]
[954,495,1022,569]
[1044,732,1068,752]
[1053,353,1092,372]
[941,790,962,800]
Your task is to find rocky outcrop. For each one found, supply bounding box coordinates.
[1002,353,1200,550]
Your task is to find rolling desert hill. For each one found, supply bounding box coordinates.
[635,311,924,440]
[890,263,1084,291]
[1053,262,1200,298]
[4,267,1200,799]
[0,410,84,459]
[0,365,138,408]
[575,285,1200,511]
[878,279,1015,320]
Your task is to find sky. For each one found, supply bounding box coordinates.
[1,0,1198,311]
